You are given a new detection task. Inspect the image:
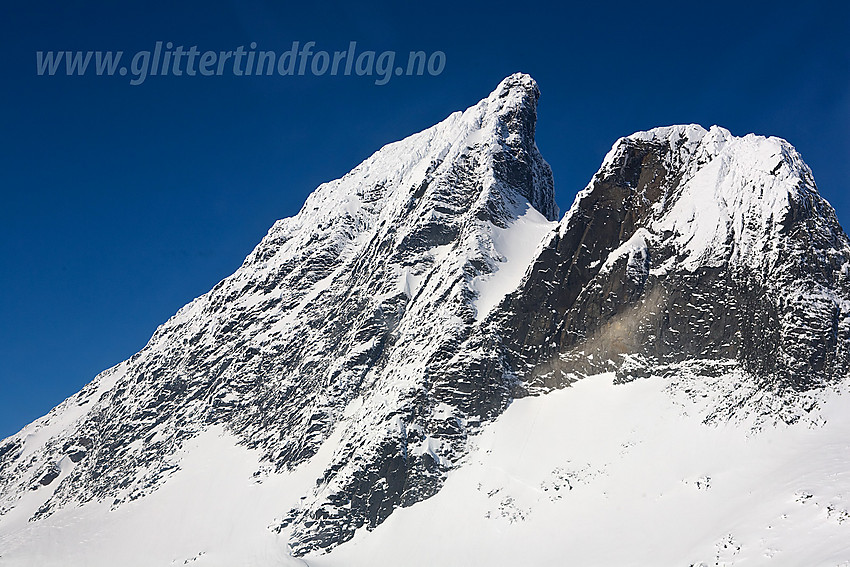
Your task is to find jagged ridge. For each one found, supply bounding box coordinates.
[493,124,850,399]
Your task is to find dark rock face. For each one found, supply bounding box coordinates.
[493,126,850,394]
[489,74,558,223]
[36,465,60,488]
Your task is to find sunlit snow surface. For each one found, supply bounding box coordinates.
[3,373,849,566]
[315,374,850,567]
[471,202,556,322]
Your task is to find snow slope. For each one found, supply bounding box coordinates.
[5,370,848,566]
[1,427,300,567]
[313,372,850,567]
[471,201,556,322]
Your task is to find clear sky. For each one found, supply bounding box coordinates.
[1,0,848,438]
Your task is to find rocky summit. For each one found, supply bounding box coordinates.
[497,123,850,397]
[1,74,849,566]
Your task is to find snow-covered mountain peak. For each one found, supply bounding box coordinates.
[647,126,836,275]
[626,122,709,146]
[255,72,554,256]
[483,72,541,122]
[3,78,850,565]
[0,74,561,558]
[560,123,838,274]
[498,121,850,396]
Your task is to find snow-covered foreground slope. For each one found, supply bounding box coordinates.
[315,373,850,567]
[0,427,301,567]
[3,372,849,566]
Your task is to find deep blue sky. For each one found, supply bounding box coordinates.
[1,0,848,438]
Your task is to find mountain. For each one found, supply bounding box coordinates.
[494,123,850,407]
[1,74,850,566]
